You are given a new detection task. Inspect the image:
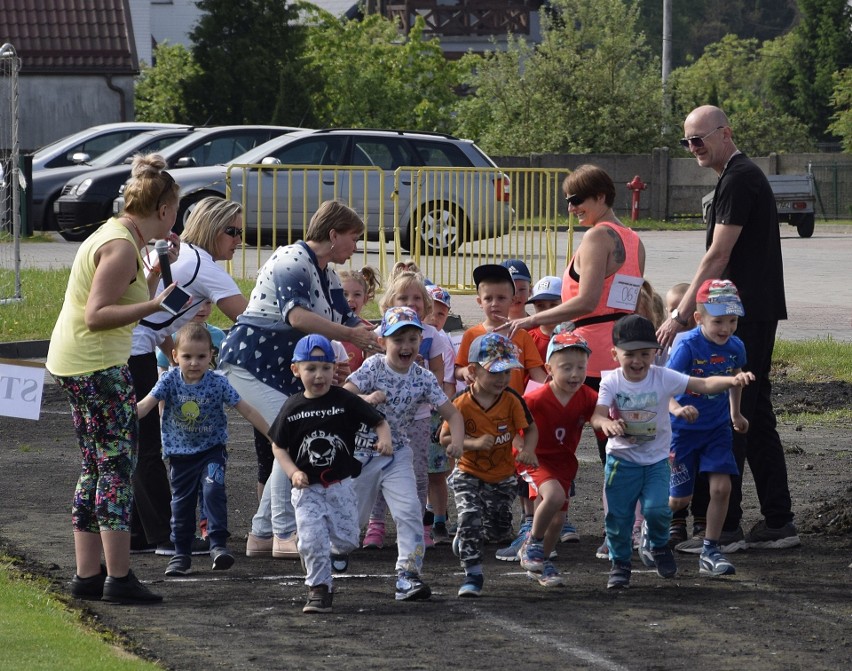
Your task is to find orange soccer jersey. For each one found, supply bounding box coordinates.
[449,386,531,483]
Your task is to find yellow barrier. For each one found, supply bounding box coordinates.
[223,163,572,289]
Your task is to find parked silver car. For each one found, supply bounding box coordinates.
[166,128,512,252]
[31,122,187,171]
[31,127,194,232]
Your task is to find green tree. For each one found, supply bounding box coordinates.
[135,43,200,123]
[454,0,663,154]
[784,0,852,141]
[186,0,313,126]
[302,11,460,132]
[668,34,814,154]
[829,68,852,151]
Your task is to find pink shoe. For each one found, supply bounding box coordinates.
[424,525,434,548]
[362,520,385,549]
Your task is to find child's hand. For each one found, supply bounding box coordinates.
[365,390,386,405]
[471,434,495,450]
[600,418,626,437]
[515,449,538,468]
[461,367,476,386]
[446,442,463,459]
[415,354,426,368]
[731,413,749,433]
[374,438,393,456]
[290,471,309,489]
[333,361,351,386]
[732,371,756,387]
[673,405,699,423]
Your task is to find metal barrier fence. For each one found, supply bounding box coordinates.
[0,43,22,305]
[226,163,571,292]
[809,162,852,220]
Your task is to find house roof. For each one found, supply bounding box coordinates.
[0,0,138,74]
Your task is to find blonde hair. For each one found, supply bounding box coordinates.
[380,271,433,319]
[123,153,179,216]
[636,279,666,328]
[181,197,243,253]
[389,259,422,282]
[305,200,364,242]
[338,266,382,303]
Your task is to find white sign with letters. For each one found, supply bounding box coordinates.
[0,359,45,420]
[605,273,644,312]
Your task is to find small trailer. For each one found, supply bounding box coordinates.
[702,173,816,238]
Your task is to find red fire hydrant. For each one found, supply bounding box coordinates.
[626,175,646,221]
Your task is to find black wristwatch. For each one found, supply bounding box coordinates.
[671,309,688,326]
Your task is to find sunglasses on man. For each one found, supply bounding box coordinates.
[679,126,724,149]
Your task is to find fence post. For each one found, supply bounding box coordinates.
[651,147,669,220]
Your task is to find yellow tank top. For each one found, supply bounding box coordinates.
[46,218,149,376]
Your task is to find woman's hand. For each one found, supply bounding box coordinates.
[497,314,534,340]
[347,323,382,354]
[656,318,684,350]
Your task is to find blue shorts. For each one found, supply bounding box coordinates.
[669,422,739,499]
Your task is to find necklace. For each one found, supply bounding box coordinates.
[124,215,154,272]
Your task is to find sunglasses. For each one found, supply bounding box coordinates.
[679,126,724,149]
[564,194,588,207]
[223,226,243,238]
[155,171,176,208]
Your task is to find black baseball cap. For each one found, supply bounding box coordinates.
[472,264,515,293]
[612,314,661,351]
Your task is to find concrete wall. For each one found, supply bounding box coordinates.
[496,151,852,220]
[20,75,136,152]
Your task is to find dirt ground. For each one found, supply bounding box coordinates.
[1,370,851,671]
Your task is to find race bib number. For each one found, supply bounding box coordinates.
[605,274,643,311]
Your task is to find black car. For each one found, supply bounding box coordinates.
[53,125,301,240]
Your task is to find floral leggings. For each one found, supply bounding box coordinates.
[55,365,137,533]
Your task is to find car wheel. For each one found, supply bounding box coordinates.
[791,212,814,238]
[407,201,464,254]
[176,191,223,235]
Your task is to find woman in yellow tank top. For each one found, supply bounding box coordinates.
[46,154,181,604]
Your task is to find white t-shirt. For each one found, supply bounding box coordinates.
[597,365,689,465]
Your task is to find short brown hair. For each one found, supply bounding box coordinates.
[173,321,213,352]
[563,164,616,208]
[305,200,364,242]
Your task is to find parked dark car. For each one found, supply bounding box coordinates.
[31,127,194,233]
[53,125,301,240]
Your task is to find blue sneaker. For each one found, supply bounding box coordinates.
[560,520,580,543]
[395,572,431,601]
[495,519,531,562]
[652,546,678,579]
[520,538,546,573]
[699,548,736,576]
[532,560,565,588]
[607,561,632,589]
[458,573,484,598]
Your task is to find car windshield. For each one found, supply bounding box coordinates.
[85,132,187,168]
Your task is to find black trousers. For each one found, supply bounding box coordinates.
[128,352,173,547]
[685,320,794,531]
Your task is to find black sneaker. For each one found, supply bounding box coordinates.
[744,520,801,549]
[431,522,451,545]
[668,524,688,547]
[303,584,333,613]
[211,547,235,571]
[607,561,632,589]
[652,546,678,578]
[331,554,349,573]
[102,570,163,604]
[156,537,210,556]
[70,565,107,600]
[164,554,192,576]
[395,571,431,601]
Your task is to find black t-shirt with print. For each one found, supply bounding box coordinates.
[270,386,385,486]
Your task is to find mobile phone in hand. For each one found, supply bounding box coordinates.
[160,286,192,316]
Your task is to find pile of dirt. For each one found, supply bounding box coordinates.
[771,372,852,415]
[798,486,852,535]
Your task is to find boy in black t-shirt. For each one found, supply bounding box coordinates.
[270,335,392,614]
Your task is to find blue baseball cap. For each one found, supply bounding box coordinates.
[292,334,336,363]
[468,333,522,373]
[428,284,452,309]
[380,306,424,336]
[501,259,531,283]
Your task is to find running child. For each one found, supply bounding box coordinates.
[339,266,382,372]
[344,306,465,601]
[269,335,393,613]
[590,314,753,589]
[441,332,538,597]
[137,322,271,576]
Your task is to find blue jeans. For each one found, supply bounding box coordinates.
[168,445,229,553]
[604,454,671,564]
